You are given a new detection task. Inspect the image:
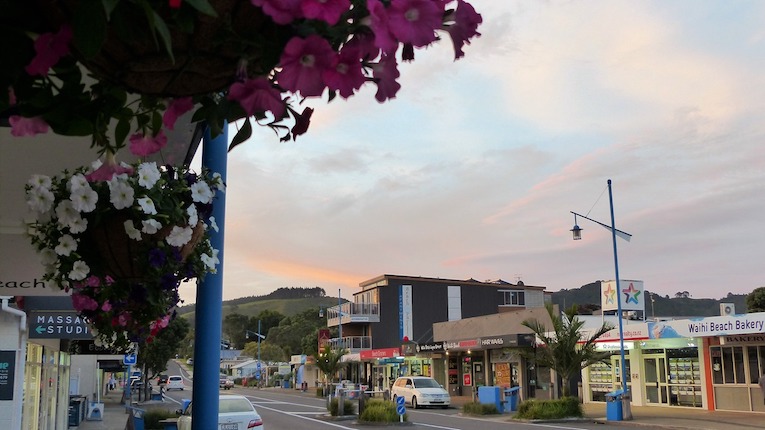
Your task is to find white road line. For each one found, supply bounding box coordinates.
[251,403,358,429]
[411,423,462,430]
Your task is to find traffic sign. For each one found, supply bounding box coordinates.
[255,370,261,379]
[395,396,405,406]
[396,405,406,415]
[256,361,262,370]
[123,354,137,365]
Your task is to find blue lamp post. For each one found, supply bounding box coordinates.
[246,323,265,384]
[571,179,632,419]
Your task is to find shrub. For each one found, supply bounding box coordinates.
[515,397,583,420]
[329,398,357,416]
[360,399,407,423]
[143,409,179,430]
[462,401,500,415]
[316,387,325,398]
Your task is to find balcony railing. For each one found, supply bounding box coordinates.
[326,335,372,352]
[326,302,380,327]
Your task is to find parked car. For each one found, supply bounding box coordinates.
[220,377,235,390]
[166,375,185,391]
[177,394,264,430]
[186,358,194,365]
[390,376,450,409]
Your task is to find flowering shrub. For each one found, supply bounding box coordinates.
[2,0,482,153]
[24,155,225,349]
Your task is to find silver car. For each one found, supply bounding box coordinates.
[391,376,451,409]
[177,394,264,430]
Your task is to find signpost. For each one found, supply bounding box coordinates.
[395,395,406,422]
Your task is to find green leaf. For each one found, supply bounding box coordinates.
[115,117,131,147]
[151,11,175,63]
[72,2,107,59]
[184,0,218,17]
[229,119,252,152]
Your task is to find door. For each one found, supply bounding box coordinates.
[612,356,632,393]
[644,355,669,405]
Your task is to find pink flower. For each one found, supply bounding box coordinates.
[25,25,73,76]
[387,0,443,48]
[9,116,49,137]
[301,0,350,25]
[129,130,168,157]
[71,293,99,312]
[117,312,131,327]
[277,35,335,97]
[163,97,195,130]
[101,301,112,312]
[85,276,101,287]
[372,55,401,102]
[444,0,482,59]
[251,0,302,25]
[228,78,286,119]
[367,0,398,54]
[86,154,135,182]
[344,32,381,62]
[323,46,366,99]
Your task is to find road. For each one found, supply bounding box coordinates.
[159,375,674,430]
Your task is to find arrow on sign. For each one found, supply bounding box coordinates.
[35,326,46,334]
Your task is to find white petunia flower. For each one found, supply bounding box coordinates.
[123,220,142,241]
[211,173,226,192]
[166,226,193,247]
[108,176,134,210]
[55,200,80,226]
[27,185,55,214]
[70,184,98,213]
[69,260,90,280]
[54,234,77,256]
[186,204,198,226]
[190,181,213,204]
[40,248,58,266]
[209,216,219,233]
[200,248,220,272]
[137,162,161,189]
[137,196,157,215]
[142,219,162,234]
[28,174,52,189]
[68,173,89,191]
[67,216,88,234]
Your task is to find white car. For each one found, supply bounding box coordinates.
[166,375,185,391]
[177,394,264,430]
[391,376,451,409]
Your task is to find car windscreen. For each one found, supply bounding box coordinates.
[413,379,441,388]
[220,398,255,413]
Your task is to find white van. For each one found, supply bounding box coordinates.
[166,375,185,391]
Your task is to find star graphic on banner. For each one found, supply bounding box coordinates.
[603,284,616,304]
[623,282,641,304]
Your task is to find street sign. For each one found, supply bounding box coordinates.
[123,354,137,365]
[28,311,92,339]
[255,370,261,379]
[396,405,406,415]
[395,396,405,406]
[256,361,262,370]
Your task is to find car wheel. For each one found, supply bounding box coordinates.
[412,396,418,409]
[441,405,449,409]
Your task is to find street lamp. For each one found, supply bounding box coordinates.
[571,179,632,418]
[245,321,265,384]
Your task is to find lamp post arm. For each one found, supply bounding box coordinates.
[570,211,632,242]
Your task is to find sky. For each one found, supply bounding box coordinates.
[182,0,765,304]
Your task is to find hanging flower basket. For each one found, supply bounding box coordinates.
[3,0,483,152]
[25,155,224,350]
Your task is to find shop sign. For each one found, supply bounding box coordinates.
[648,313,765,339]
[479,334,535,348]
[28,311,92,339]
[415,342,444,353]
[595,341,635,351]
[720,334,765,345]
[65,340,121,355]
[0,351,15,401]
[443,339,479,351]
[360,348,400,360]
[463,373,472,386]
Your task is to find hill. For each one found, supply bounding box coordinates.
[551,282,749,317]
[177,287,341,321]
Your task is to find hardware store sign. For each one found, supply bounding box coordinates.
[29,311,92,339]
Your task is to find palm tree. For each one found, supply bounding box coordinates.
[522,304,613,397]
[314,345,347,396]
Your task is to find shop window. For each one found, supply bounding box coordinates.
[747,346,760,383]
[714,345,747,384]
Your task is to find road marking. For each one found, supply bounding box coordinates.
[412,424,461,430]
[250,402,358,429]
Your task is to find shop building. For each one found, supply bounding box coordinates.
[323,275,550,390]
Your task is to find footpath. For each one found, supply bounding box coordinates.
[73,386,765,430]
